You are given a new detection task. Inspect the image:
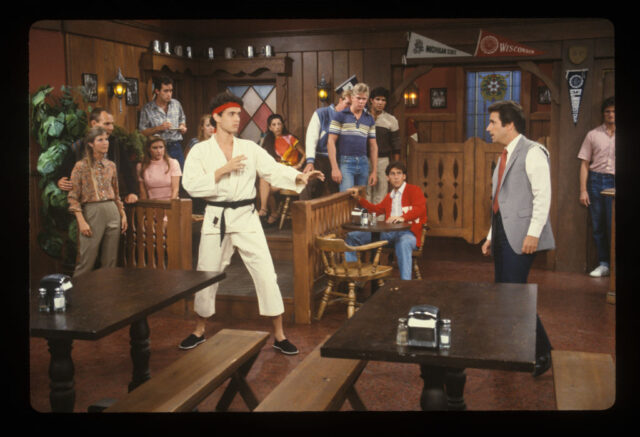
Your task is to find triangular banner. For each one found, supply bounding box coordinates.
[406,32,471,58]
[474,29,545,57]
[566,69,588,125]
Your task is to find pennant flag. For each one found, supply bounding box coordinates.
[406,32,471,59]
[474,30,545,57]
[566,69,588,125]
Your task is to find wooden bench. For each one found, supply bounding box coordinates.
[254,339,367,411]
[551,350,615,410]
[104,329,269,412]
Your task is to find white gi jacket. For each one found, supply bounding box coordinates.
[183,135,305,235]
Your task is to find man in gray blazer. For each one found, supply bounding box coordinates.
[481,100,555,377]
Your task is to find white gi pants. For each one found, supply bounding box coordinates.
[194,228,285,318]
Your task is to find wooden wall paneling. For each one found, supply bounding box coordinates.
[363,48,391,90]
[302,51,318,142]
[554,39,596,273]
[473,137,505,244]
[286,52,303,139]
[332,51,349,87]
[348,50,363,86]
[317,50,333,92]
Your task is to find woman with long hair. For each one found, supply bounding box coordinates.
[259,114,305,226]
[136,136,182,200]
[186,114,216,154]
[68,126,127,277]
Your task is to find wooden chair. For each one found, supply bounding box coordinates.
[382,223,429,280]
[277,189,299,230]
[315,234,393,320]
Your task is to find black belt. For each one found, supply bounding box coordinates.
[206,198,256,245]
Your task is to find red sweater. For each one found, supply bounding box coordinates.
[358,183,428,247]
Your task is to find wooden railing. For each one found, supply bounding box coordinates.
[291,189,363,324]
[120,198,193,271]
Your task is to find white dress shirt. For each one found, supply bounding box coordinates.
[487,134,552,241]
[390,182,406,217]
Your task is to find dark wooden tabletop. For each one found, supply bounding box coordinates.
[342,221,411,233]
[30,267,225,341]
[321,279,537,372]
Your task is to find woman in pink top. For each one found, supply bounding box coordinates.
[137,136,182,200]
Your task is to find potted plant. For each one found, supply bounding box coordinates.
[31,85,89,271]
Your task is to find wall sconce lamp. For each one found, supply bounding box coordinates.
[403,82,419,108]
[317,75,330,103]
[108,67,128,112]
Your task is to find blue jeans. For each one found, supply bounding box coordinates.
[166,141,185,170]
[345,230,417,280]
[339,155,369,191]
[587,171,614,267]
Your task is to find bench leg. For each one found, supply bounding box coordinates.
[346,386,367,411]
[129,317,151,392]
[215,353,260,411]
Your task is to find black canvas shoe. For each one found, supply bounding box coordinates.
[179,334,206,350]
[273,338,299,355]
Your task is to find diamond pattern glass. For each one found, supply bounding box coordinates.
[226,83,276,143]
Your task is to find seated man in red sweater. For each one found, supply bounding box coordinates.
[345,161,427,280]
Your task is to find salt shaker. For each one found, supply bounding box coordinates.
[361,211,369,227]
[396,317,409,346]
[371,212,377,223]
[38,287,50,313]
[52,286,66,313]
[439,319,451,349]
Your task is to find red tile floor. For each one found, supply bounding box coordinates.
[28,238,616,414]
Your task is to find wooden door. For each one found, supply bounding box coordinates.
[408,138,475,243]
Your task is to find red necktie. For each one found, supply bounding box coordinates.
[493,148,508,213]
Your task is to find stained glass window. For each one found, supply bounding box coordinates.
[465,71,521,142]
[226,84,276,144]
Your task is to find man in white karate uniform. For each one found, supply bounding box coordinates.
[179,92,324,354]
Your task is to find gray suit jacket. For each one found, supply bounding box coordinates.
[491,135,555,254]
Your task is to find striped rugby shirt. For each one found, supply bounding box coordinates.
[329,107,376,157]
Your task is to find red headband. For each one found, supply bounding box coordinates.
[212,102,241,115]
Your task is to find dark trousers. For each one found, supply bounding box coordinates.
[492,212,552,359]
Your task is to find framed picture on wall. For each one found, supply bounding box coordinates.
[125,77,139,106]
[430,88,447,109]
[82,73,98,102]
[538,86,551,105]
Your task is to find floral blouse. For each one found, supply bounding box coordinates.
[68,157,124,216]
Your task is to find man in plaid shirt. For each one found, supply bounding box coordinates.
[139,76,188,169]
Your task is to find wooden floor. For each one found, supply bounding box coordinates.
[27,232,620,424]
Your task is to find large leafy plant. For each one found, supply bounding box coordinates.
[31,85,90,264]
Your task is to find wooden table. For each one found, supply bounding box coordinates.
[30,267,225,412]
[342,221,411,237]
[321,279,537,410]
